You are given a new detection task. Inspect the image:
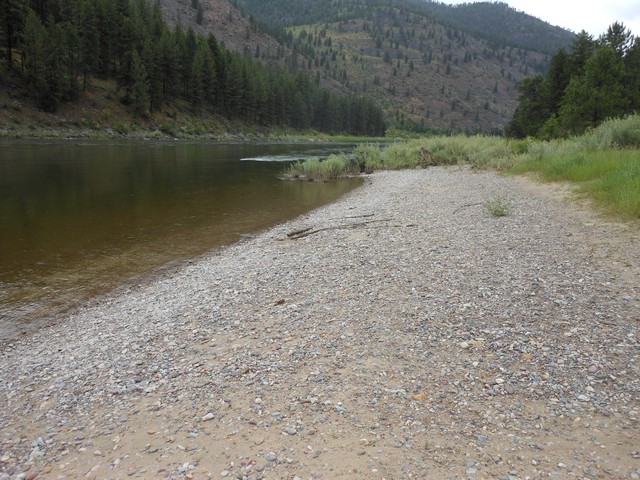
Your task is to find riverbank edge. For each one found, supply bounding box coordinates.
[0,124,388,144]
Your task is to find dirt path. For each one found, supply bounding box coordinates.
[1,168,638,479]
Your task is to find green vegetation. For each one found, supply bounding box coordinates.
[286,154,360,182]
[287,115,640,221]
[483,194,513,217]
[506,23,639,139]
[510,150,639,220]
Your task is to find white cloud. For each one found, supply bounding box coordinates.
[446,0,640,38]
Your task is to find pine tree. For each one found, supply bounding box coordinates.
[600,22,633,57]
[569,30,596,76]
[22,9,46,86]
[544,48,571,114]
[158,30,179,100]
[196,2,204,25]
[130,49,150,116]
[0,0,26,69]
[77,0,100,90]
[559,46,628,134]
[624,38,640,110]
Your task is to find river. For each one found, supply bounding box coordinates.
[0,139,362,339]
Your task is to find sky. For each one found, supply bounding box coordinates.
[445,0,640,38]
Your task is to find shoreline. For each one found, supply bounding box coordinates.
[1,168,638,479]
[0,126,388,144]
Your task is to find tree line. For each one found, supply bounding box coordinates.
[0,0,386,136]
[506,23,640,138]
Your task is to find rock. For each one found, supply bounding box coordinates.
[29,447,45,461]
[202,413,215,421]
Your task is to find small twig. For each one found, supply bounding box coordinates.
[342,213,375,219]
[453,202,482,214]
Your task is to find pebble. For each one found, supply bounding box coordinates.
[0,169,638,479]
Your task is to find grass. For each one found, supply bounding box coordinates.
[510,149,640,220]
[286,154,360,181]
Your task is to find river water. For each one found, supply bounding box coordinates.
[0,139,361,339]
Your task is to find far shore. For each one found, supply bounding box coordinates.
[1,168,638,479]
[0,124,389,144]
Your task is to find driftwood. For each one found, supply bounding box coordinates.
[286,227,313,237]
[286,218,393,240]
[342,213,375,219]
[453,202,482,214]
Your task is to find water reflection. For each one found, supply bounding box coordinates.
[0,140,361,338]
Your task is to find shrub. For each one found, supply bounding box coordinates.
[286,154,358,181]
[483,194,513,217]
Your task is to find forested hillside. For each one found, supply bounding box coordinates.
[0,0,385,136]
[1,0,579,135]
[230,0,575,133]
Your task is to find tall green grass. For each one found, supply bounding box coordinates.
[286,154,360,181]
[506,115,640,220]
[510,150,640,219]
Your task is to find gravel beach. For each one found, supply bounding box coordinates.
[1,167,638,480]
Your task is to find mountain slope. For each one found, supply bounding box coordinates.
[210,0,574,133]
[413,1,576,55]
[175,0,575,133]
[158,0,282,58]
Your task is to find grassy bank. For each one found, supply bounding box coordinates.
[287,114,640,220]
[510,149,640,219]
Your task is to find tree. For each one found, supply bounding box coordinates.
[77,0,100,90]
[38,20,66,111]
[569,30,596,76]
[158,30,179,100]
[22,8,46,86]
[559,46,628,134]
[545,48,571,114]
[504,75,548,138]
[0,0,25,69]
[624,38,640,110]
[196,2,204,25]
[129,49,150,116]
[600,21,634,57]
[142,36,163,111]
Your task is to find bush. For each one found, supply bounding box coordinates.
[580,114,640,150]
[483,194,513,217]
[353,143,382,171]
[286,154,359,181]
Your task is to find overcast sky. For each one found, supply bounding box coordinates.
[445,0,640,38]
